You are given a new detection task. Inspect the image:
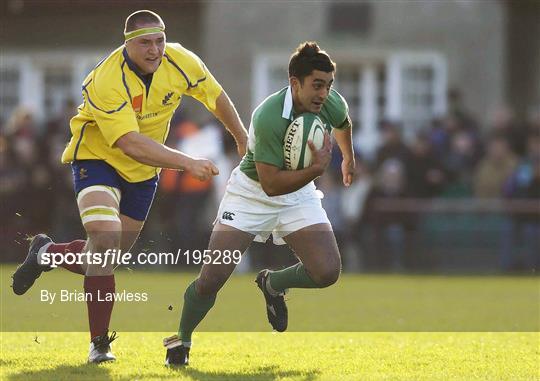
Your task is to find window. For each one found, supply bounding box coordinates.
[334,63,387,158]
[0,65,20,123]
[0,52,103,124]
[386,52,447,140]
[43,65,73,117]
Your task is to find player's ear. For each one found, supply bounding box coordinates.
[290,76,300,91]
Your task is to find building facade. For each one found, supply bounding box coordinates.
[1,1,538,152]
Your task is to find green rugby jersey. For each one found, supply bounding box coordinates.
[239,86,351,181]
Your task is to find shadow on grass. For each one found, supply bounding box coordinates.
[170,364,320,381]
[5,363,117,381]
[5,363,320,381]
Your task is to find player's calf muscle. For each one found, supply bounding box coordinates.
[195,279,221,296]
[197,266,235,296]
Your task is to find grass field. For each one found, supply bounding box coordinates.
[1,332,538,380]
[1,265,539,380]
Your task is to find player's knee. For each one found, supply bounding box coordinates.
[312,266,340,288]
[85,263,115,276]
[88,231,121,253]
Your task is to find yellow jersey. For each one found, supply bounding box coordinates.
[62,43,223,182]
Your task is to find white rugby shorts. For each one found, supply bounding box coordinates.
[215,167,331,244]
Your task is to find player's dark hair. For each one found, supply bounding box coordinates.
[288,42,336,83]
[124,10,165,33]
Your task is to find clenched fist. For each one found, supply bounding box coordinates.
[187,158,219,181]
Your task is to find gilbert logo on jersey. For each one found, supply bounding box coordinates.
[132,94,143,113]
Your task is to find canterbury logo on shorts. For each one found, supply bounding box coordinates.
[222,211,235,221]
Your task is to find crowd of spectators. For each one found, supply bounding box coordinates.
[1,94,539,272]
[319,96,540,272]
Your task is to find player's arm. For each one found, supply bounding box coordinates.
[115,132,218,181]
[333,123,355,187]
[212,91,248,157]
[88,76,218,181]
[256,134,332,197]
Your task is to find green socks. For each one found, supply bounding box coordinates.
[178,263,319,344]
[268,262,319,292]
[178,280,216,344]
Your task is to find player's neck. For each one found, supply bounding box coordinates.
[291,97,308,116]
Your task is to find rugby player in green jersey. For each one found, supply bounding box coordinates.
[164,42,355,366]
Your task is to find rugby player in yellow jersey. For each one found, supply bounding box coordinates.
[11,10,247,363]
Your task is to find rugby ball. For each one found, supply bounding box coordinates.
[283,113,325,170]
